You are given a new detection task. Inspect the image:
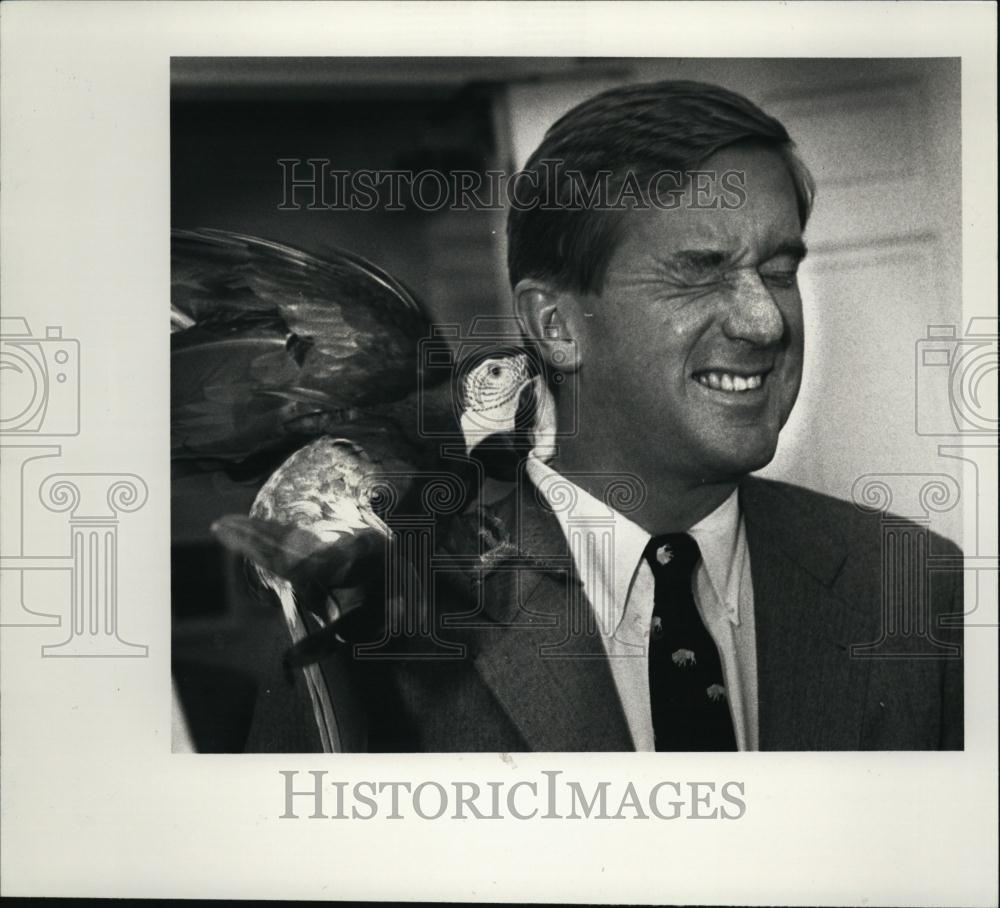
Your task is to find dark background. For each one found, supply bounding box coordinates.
[171,57,963,751]
[170,57,625,750]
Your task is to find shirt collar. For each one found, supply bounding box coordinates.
[688,487,743,624]
[524,452,649,636]
[524,452,744,630]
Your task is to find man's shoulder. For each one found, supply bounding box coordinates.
[741,476,867,528]
[742,475,856,514]
[740,475,962,555]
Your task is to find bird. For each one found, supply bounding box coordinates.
[172,226,436,467]
[172,228,554,475]
[172,228,556,750]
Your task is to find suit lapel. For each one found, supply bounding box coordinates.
[741,478,872,750]
[457,472,876,751]
[465,474,634,751]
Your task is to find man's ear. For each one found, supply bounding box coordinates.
[513,279,584,373]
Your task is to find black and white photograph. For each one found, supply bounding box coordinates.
[2,3,997,904]
[171,56,967,754]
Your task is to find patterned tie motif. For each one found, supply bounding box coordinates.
[643,533,737,751]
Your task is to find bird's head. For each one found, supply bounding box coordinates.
[457,349,558,478]
[458,351,533,451]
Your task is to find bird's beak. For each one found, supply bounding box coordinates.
[460,373,536,455]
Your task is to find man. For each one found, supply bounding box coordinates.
[247,80,963,752]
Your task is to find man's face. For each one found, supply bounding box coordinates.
[576,144,806,483]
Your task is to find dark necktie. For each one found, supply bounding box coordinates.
[643,533,738,751]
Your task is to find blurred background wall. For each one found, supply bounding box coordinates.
[171,57,964,750]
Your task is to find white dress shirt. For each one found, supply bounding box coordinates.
[525,453,760,751]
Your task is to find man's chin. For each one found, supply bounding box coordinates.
[699,437,779,482]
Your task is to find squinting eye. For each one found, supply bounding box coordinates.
[761,271,798,289]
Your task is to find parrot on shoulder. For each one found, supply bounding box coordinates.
[171,228,556,751]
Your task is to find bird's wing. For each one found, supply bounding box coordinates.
[171,228,433,462]
[171,232,483,751]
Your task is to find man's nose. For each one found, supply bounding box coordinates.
[723,270,786,347]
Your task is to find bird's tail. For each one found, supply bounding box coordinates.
[267,575,343,754]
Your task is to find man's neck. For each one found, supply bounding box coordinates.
[547,442,739,535]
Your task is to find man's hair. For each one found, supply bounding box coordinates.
[506,79,816,296]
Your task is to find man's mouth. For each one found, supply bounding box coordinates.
[692,370,768,393]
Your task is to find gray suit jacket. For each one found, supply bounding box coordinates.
[245,475,964,752]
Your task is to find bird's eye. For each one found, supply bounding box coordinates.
[489,365,503,377]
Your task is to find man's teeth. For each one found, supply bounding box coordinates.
[695,372,764,392]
